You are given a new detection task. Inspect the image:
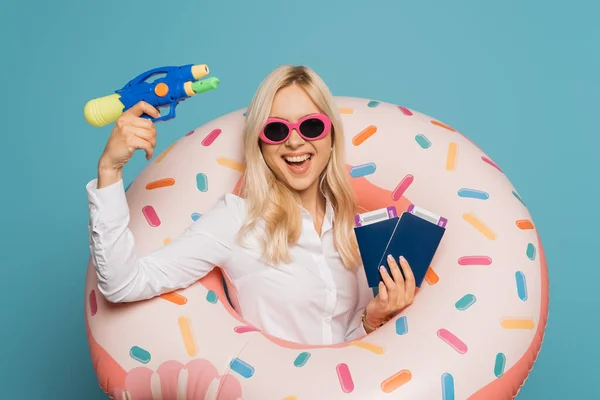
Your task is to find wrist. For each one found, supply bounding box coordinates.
[97,163,122,189]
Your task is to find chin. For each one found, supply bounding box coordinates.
[276,156,323,193]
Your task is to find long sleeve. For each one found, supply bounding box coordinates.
[344,266,373,341]
[86,178,241,303]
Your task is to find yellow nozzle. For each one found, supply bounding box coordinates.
[191,64,209,80]
[84,93,125,127]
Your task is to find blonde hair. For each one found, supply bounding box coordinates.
[236,65,361,270]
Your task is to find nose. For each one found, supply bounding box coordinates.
[285,128,304,147]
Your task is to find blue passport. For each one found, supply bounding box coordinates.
[354,211,446,288]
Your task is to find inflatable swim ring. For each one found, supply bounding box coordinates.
[84,97,549,400]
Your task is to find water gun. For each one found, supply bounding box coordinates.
[84,64,220,127]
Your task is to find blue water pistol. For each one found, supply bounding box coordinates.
[84,64,220,127]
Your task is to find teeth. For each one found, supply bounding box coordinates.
[284,154,311,163]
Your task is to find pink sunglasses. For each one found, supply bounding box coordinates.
[259,113,332,144]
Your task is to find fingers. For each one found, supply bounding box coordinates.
[126,101,161,119]
[399,256,416,304]
[387,254,405,291]
[125,133,155,160]
[377,282,388,304]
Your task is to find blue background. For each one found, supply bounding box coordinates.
[1,0,598,398]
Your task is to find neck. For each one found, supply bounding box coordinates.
[298,180,326,219]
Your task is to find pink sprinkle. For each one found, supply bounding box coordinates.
[89,290,97,316]
[201,129,222,146]
[336,363,355,393]
[234,326,260,334]
[185,130,195,136]
[397,106,413,116]
[437,328,468,354]
[392,174,414,201]
[481,156,502,172]
[458,256,492,266]
[142,205,161,227]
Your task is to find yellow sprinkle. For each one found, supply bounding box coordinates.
[350,341,385,354]
[463,213,497,240]
[501,318,535,330]
[446,142,458,171]
[282,397,297,400]
[338,107,354,114]
[178,316,198,356]
[155,142,177,164]
[217,157,245,173]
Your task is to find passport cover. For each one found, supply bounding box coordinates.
[354,212,446,288]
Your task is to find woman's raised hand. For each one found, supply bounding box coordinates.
[97,101,160,188]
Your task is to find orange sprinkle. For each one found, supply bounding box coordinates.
[216,157,245,173]
[425,268,439,285]
[463,213,497,240]
[431,120,456,132]
[381,369,412,393]
[352,125,377,146]
[350,341,385,354]
[160,292,187,305]
[163,238,171,245]
[516,220,534,230]
[501,318,535,330]
[338,107,354,114]
[155,142,177,163]
[446,142,458,171]
[145,178,175,190]
[282,397,297,400]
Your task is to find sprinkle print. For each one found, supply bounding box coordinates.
[415,134,431,149]
[392,174,414,201]
[129,346,151,364]
[88,97,546,400]
[526,243,537,260]
[446,142,458,171]
[352,125,377,146]
[396,316,408,335]
[201,129,222,146]
[145,178,175,190]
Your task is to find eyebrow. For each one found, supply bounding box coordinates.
[269,113,317,121]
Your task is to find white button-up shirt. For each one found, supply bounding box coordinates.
[86,179,373,345]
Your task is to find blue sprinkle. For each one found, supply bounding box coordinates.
[526,243,536,260]
[230,357,255,378]
[191,212,202,221]
[294,352,311,367]
[512,190,525,206]
[455,294,477,310]
[367,100,380,108]
[206,290,218,304]
[414,134,431,149]
[515,271,528,301]
[242,112,246,117]
[494,353,506,377]
[457,188,489,200]
[396,316,408,335]
[196,173,208,192]
[129,346,151,364]
[350,162,377,178]
[441,373,455,400]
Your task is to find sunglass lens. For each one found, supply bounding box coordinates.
[264,122,289,142]
[300,118,325,139]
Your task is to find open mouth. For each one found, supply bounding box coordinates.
[283,154,312,165]
[282,153,313,174]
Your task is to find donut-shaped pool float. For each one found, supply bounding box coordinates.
[85,97,549,400]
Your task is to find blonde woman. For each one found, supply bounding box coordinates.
[87,65,416,345]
